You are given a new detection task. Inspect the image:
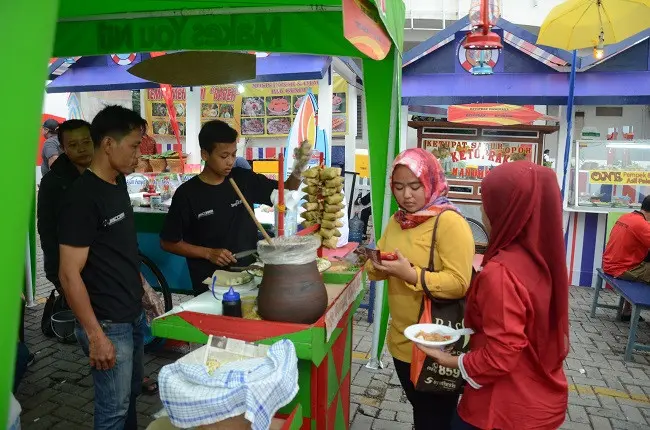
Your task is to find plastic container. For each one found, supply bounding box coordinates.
[222,287,242,318]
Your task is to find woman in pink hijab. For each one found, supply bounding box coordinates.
[366,148,475,430]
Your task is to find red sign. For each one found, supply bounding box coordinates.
[448,104,557,126]
[342,0,391,61]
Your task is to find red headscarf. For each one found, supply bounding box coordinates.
[391,148,459,229]
[480,161,569,371]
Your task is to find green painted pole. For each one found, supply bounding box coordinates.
[0,1,58,424]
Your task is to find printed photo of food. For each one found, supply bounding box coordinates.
[201,103,219,118]
[174,102,186,118]
[266,96,291,116]
[332,93,346,113]
[152,120,171,136]
[178,122,186,136]
[292,95,307,114]
[241,118,265,135]
[219,104,234,119]
[152,103,168,117]
[266,117,292,135]
[241,97,264,117]
[332,115,347,133]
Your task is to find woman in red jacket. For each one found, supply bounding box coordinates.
[418,161,569,430]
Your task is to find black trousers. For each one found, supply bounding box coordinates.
[393,357,460,430]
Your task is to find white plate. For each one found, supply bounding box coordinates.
[404,324,461,348]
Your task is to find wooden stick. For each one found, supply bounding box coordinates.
[229,178,273,245]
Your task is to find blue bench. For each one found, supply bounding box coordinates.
[591,268,650,361]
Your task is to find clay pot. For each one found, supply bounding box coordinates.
[258,261,328,324]
[256,236,328,324]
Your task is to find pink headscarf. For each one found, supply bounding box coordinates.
[391,148,459,229]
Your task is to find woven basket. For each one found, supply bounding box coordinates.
[135,158,152,173]
[149,158,167,173]
[166,158,185,174]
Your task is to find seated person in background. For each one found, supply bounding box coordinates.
[602,195,650,321]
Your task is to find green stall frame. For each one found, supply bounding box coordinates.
[2,0,405,425]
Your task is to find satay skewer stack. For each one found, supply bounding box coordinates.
[300,166,345,249]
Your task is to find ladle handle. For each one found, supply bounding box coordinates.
[229,178,273,245]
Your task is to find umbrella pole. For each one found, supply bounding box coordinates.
[560,50,578,200]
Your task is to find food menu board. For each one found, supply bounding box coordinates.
[200,85,240,133]
[421,139,535,180]
[144,77,349,138]
[144,88,187,136]
[240,77,348,137]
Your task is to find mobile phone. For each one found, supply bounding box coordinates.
[380,252,398,261]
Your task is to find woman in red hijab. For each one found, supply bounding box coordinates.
[418,161,569,430]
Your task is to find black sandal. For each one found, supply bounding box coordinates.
[142,376,159,395]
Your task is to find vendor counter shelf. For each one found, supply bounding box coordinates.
[152,269,365,430]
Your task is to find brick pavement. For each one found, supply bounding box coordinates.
[16,244,650,429]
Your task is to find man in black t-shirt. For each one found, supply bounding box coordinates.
[58,106,146,430]
[160,120,304,294]
[38,120,94,295]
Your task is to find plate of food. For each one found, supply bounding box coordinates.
[266,117,291,134]
[267,97,290,115]
[202,270,253,287]
[404,324,462,348]
[241,97,264,116]
[241,118,264,135]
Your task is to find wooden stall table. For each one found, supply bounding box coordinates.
[151,265,365,430]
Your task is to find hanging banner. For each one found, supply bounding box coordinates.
[144,78,349,139]
[342,0,391,60]
[447,104,557,126]
[421,139,535,179]
[589,170,650,185]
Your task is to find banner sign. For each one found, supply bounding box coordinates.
[342,0,391,60]
[421,139,535,180]
[144,77,348,139]
[448,104,557,126]
[588,170,650,185]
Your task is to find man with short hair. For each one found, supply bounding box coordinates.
[41,119,62,176]
[38,119,94,294]
[58,106,146,430]
[160,120,303,295]
[602,195,650,320]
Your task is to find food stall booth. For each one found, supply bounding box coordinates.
[3,0,406,428]
[564,136,650,287]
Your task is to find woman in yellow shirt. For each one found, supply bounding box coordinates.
[367,148,474,430]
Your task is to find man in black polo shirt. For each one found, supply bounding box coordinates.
[58,106,146,430]
[160,120,304,295]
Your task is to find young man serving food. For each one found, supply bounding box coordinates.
[160,120,308,295]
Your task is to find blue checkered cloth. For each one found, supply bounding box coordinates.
[159,340,298,429]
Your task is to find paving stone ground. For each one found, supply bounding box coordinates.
[17,241,650,429]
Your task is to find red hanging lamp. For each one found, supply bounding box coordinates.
[464,0,503,50]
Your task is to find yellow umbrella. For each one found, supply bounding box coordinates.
[537,0,650,50]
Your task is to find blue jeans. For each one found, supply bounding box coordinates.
[76,313,145,430]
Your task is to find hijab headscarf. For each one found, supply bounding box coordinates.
[480,161,569,372]
[391,148,459,229]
